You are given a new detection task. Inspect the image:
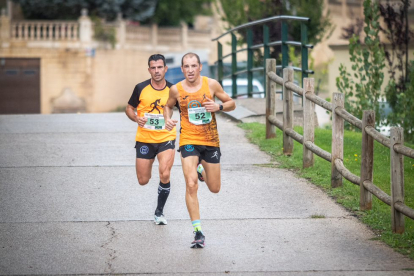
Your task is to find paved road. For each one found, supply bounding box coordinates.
[1,112,414,275]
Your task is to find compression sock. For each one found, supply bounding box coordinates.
[155,181,170,216]
[192,220,202,232]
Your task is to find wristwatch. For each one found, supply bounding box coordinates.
[219,104,224,111]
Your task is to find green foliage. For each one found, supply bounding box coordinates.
[285,45,315,69]
[385,60,414,142]
[12,0,211,26]
[0,0,6,11]
[219,0,332,45]
[288,0,333,45]
[218,0,331,81]
[336,0,385,128]
[239,122,414,259]
[149,0,212,26]
[219,0,284,27]
[91,17,116,48]
[13,0,157,21]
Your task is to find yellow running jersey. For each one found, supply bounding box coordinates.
[128,79,177,143]
[178,76,220,147]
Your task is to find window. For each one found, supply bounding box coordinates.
[24,70,37,75]
[5,69,19,75]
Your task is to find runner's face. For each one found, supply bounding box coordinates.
[181,56,202,83]
[148,59,167,83]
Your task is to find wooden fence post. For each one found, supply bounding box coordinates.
[266,59,276,139]
[283,68,294,156]
[390,127,405,234]
[331,92,344,187]
[303,78,314,168]
[360,110,374,210]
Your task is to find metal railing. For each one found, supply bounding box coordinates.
[212,15,314,98]
[265,59,414,234]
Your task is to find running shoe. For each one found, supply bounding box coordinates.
[154,214,167,225]
[191,231,205,248]
[197,163,205,182]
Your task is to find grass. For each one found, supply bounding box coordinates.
[311,214,326,219]
[239,122,414,259]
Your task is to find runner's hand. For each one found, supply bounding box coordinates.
[202,98,219,112]
[137,116,147,128]
[165,119,178,131]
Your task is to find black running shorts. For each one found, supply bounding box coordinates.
[179,145,221,164]
[135,140,175,159]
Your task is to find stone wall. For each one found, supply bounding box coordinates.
[0,9,215,114]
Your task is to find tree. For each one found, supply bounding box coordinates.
[149,0,213,26]
[342,0,413,89]
[219,0,332,58]
[219,0,284,47]
[336,0,385,128]
[13,0,156,21]
[380,0,414,141]
[12,0,212,26]
[341,0,414,141]
[386,62,414,142]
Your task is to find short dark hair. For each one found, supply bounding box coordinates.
[148,54,166,67]
[181,52,201,66]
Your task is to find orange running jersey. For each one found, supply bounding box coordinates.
[178,76,220,147]
[128,79,177,143]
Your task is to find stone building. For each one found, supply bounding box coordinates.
[0,3,217,114]
[313,0,414,96]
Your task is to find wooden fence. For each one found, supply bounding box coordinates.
[265,59,414,234]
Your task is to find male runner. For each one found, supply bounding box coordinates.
[164,52,236,248]
[125,54,178,225]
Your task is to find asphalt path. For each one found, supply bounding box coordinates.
[1,112,414,275]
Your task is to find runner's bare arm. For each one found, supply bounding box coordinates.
[164,85,179,131]
[125,104,147,127]
[202,78,236,112]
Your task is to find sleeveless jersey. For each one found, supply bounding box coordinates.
[127,79,176,143]
[178,76,220,147]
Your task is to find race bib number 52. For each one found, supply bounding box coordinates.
[144,113,165,130]
[188,107,212,125]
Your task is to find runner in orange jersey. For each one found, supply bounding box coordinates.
[163,52,236,248]
[125,54,179,226]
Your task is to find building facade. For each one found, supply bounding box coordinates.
[0,6,217,114]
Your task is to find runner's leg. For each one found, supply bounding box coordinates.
[157,148,175,183]
[181,155,201,221]
[200,160,221,193]
[155,148,175,216]
[136,158,155,185]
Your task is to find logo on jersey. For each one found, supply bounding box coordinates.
[188,100,202,109]
[149,99,164,114]
[185,145,194,152]
[140,146,149,155]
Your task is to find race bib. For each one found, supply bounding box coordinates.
[188,107,212,125]
[144,113,165,130]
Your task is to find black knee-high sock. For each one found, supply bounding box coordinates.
[155,181,170,215]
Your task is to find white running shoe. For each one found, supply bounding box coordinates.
[154,214,167,225]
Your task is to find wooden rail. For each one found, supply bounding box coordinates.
[265,58,414,234]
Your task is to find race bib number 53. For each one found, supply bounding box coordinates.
[144,113,165,130]
[188,107,212,125]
